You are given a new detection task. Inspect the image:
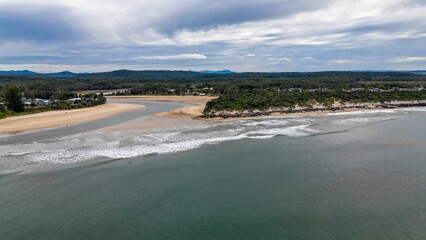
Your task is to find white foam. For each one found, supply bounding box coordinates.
[326,109,396,116]
[246,125,317,137]
[247,135,276,139]
[236,119,289,127]
[335,118,372,124]
[397,107,426,112]
[91,134,249,159]
[2,118,325,170]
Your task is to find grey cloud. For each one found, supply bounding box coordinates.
[150,0,334,34]
[0,0,425,72]
[0,4,80,41]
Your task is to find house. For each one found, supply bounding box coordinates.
[67,98,81,104]
[33,98,50,106]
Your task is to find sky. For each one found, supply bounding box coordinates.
[0,0,425,73]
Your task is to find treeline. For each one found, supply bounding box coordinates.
[204,89,426,112]
[1,70,426,101]
[0,84,107,119]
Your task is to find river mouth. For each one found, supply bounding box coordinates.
[1,106,424,175]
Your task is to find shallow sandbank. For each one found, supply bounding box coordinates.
[0,103,145,134]
[107,95,216,104]
[151,104,379,122]
[154,105,206,119]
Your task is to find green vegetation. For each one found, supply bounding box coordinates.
[5,86,24,113]
[0,70,425,116]
[204,89,426,112]
[1,70,425,102]
[0,88,106,119]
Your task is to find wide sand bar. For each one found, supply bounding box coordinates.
[0,103,145,134]
[108,95,216,104]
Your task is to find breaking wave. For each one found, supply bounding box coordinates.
[1,108,419,173]
[326,109,397,116]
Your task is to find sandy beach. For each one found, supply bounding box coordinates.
[108,95,216,104]
[154,105,206,119]
[0,103,145,134]
[154,105,375,121]
[109,96,376,122]
[3,94,414,135]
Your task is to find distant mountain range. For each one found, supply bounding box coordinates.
[0,70,77,77]
[199,70,234,74]
[0,70,39,76]
[45,71,77,77]
[411,71,426,75]
[0,69,235,77]
[0,69,424,78]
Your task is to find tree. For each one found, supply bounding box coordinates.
[98,92,107,104]
[5,86,25,113]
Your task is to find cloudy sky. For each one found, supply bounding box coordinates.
[0,0,425,72]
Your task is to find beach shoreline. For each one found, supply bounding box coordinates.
[3,95,425,134]
[151,105,394,121]
[107,95,217,104]
[0,103,145,134]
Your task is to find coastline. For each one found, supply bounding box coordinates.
[114,98,426,124]
[147,100,426,122]
[200,100,426,119]
[0,103,145,134]
[4,96,424,134]
[152,105,396,121]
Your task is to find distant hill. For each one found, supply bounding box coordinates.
[0,69,422,80]
[78,69,206,79]
[200,70,234,74]
[0,70,76,77]
[0,70,39,76]
[47,71,77,77]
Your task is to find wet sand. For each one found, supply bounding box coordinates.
[108,95,216,104]
[103,116,205,132]
[154,105,383,121]
[0,103,145,134]
[154,105,206,119]
[102,96,212,131]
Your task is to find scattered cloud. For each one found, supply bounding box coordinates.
[0,0,425,71]
[394,57,426,62]
[268,57,292,62]
[334,60,354,64]
[132,54,207,60]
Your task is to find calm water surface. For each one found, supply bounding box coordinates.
[1,105,426,239]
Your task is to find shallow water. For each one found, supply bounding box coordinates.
[1,106,426,239]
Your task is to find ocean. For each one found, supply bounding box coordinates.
[1,103,426,239]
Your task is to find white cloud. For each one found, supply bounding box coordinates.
[268,57,291,62]
[333,60,354,64]
[0,0,425,71]
[394,57,426,62]
[132,54,207,60]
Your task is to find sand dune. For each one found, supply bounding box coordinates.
[154,105,205,119]
[0,103,144,134]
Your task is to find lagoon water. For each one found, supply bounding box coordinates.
[1,103,426,239]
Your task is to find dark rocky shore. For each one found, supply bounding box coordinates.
[201,101,426,119]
